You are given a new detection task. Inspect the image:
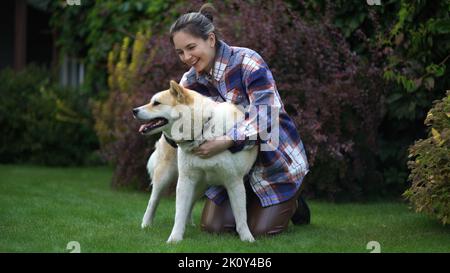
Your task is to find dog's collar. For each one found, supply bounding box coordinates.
[163,133,203,150]
[163,133,178,149]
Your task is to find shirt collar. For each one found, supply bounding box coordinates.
[195,40,232,83]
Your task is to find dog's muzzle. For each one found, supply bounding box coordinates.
[133,108,168,134]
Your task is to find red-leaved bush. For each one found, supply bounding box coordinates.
[94,0,387,200]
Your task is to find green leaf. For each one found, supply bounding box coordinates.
[383,70,395,81]
[435,64,445,77]
[429,19,450,34]
[424,77,435,90]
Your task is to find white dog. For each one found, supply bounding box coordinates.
[133,80,258,243]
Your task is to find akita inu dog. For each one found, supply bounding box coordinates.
[133,80,258,243]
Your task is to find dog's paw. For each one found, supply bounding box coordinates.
[141,221,152,229]
[166,234,183,244]
[240,234,255,243]
[141,215,153,228]
[141,212,155,229]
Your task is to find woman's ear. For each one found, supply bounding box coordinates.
[208,32,216,48]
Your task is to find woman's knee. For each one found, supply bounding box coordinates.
[200,194,298,237]
[247,197,297,237]
[200,198,236,233]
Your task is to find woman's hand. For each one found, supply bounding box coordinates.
[192,136,234,159]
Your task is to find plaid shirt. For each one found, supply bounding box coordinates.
[180,40,309,207]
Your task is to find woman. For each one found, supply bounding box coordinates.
[170,4,310,236]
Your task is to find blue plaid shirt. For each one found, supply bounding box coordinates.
[180,40,309,207]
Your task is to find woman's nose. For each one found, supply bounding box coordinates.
[183,52,192,62]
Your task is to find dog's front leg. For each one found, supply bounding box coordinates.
[141,179,165,228]
[227,182,255,242]
[167,177,196,243]
[141,186,161,228]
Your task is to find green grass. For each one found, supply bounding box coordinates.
[1,164,449,253]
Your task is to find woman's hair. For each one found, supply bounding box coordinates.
[169,3,221,47]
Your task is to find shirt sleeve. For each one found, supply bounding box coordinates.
[227,57,281,153]
[179,71,190,87]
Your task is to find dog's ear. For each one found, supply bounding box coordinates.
[169,80,187,103]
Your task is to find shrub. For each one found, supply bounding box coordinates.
[0,65,100,166]
[377,0,450,197]
[94,0,389,200]
[404,91,450,225]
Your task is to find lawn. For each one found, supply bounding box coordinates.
[0,164,449,253]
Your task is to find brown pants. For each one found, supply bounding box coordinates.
[200,186,302,237]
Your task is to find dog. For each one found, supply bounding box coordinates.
[133,80,258,243]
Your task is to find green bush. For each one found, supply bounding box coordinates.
[378,0,450,196]
[404,91,450,225]
[0,65,101,166]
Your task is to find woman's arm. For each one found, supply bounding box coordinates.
[226,58,281,153]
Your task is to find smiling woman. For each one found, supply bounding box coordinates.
[170,4,221,75]
[172,31,216,74]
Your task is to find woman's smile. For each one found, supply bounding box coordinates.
[190,58,199,67]
[190,57,208,72]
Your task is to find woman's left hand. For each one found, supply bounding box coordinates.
[192,136,234,159]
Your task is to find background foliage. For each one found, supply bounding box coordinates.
[0,65,100,166]
[404,91,450,225]
[378,0,450,196]
[290,0,450,198]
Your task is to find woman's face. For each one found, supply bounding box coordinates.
[173,31,216,74]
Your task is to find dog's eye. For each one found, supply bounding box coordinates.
[153,101,161,106]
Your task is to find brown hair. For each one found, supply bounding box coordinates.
[169,3,221,48]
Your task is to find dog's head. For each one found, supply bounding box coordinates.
[132,80,194,135]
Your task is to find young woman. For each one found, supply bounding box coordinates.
[169,4,310,236]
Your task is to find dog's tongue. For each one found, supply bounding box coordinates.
[139,124,149,133]
[138,118,165,133]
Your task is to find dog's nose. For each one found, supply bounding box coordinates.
[132,108,139,116]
